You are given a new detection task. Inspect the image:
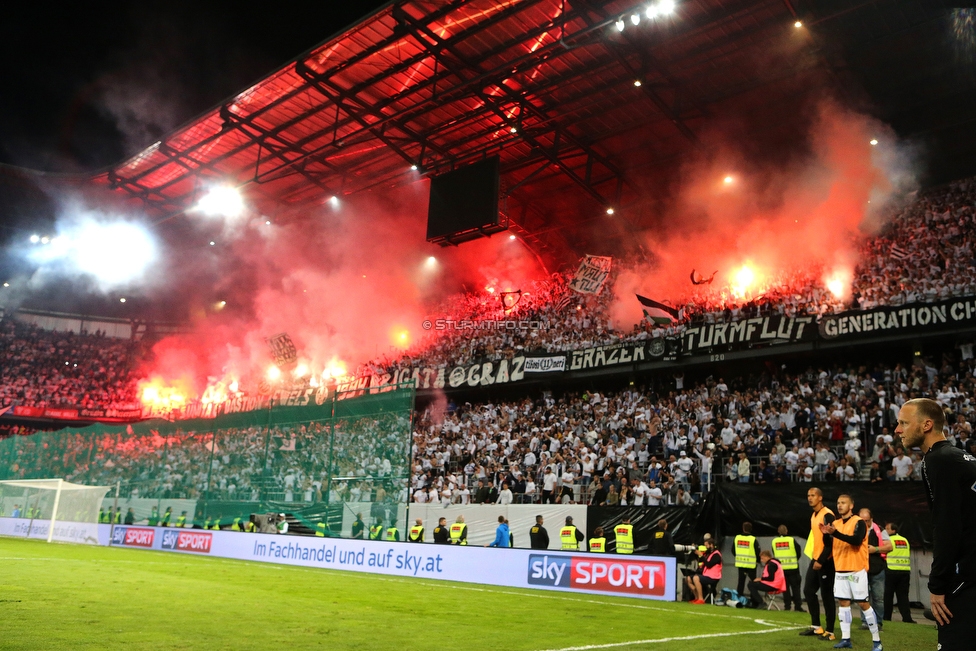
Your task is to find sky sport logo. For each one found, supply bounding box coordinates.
[111,527,155,548]
[527,554,666,596]
[161,530,213,553]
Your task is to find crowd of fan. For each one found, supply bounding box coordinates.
[364,175,976,374]
[0,414,410,504]
[0,178,973,415]
[408,351,976,506]
[0,319,140,411]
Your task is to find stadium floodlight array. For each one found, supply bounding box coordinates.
[0,479,111,543]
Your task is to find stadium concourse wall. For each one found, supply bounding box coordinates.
[0,517,677,602]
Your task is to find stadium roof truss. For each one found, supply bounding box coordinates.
[89,0,956,258]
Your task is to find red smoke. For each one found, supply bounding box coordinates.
[611,99,913,326]
[138,180,546,404]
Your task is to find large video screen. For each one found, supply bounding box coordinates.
[426,157,500,243]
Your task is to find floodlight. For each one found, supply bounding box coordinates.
[659,0,676,14]
[615,19,625,31]
[794,20,803,28]
[30,234,40,244]
[869,139,879,146]
[606,208,615,215]
[631,14,640,25]
[195,186,244,217]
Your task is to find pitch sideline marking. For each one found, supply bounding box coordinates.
[534,625,797,651]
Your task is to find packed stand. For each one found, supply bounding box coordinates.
[1,414,410,504]
[408,352,976,505]
[0,319,140,411]
[362,176,976,374]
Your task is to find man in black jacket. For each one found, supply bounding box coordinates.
[647,519,674,557]
[529,515,549,550]
[432,517,450,544]
[897,398,976,651]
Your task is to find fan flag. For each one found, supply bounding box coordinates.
[890,245,910,261]
[637,294,680,325]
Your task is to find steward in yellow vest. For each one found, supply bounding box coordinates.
[883,523,915,623]
[175,512,187,528]
[589,527,606,553]
[614,519,634,554]
[315,522,327,537]
[772,534,799,570]
[560,516,583,550]
[231,517,242,532]
[386,526,400,542]
[772,524,804,611]
[734,522,759,597]
[408,519,425,542]
[450,518,467,545]
[369,523,384,540]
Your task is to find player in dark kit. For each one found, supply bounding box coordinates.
[896,398,976,651]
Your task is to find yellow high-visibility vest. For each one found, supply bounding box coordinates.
[450,522,467,545]
[409,525,424,542]
[772,536,799,571]
[734,535,758,569]
[887,535,911,571]
[615,524,634,554]
[589,537,606,553]
[560,526,579,550]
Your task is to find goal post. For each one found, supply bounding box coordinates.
[0,478,112,544]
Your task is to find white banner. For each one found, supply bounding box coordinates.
[0,517,107,545]
[569,255,613,295]
[523,356,567,373]
[99,524,676,601]
[407,504,585,549]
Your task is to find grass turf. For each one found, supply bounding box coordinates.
[0,537,936,650]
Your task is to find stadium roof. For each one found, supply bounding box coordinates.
[87,0,975,261]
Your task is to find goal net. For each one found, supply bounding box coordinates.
[0,479,111,544]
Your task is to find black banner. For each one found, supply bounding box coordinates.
[681,315,816,355]
[697,482,931,548]
[568,342,646,371]
[446,356,526,388]
[585,505,702,553]
[820,297,976,340]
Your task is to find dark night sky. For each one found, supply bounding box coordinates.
[0,2,388,173]
[0,2,388,314]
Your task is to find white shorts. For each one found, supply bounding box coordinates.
[833,570,870,602]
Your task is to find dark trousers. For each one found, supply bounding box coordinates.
[939,584,976,651]
[883,570,913,621]
[804,561,836,632]
[784,569,804,610]
[737,567,756,596]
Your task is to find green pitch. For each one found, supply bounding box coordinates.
[0,538,936,650]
